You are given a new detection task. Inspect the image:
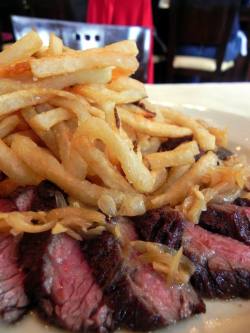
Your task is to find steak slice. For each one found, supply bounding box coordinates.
[199,203,250,245]
[20,233,114,332]
[234,197,250,207]
[184,222,250,298]
[83,222,205,331]
[132,207,184,250]
[134,206,250,299]
[0,234,29,323]
[11,181,66,212]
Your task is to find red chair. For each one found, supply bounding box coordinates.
[87,0,154,83]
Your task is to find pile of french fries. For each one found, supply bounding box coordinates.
[0,30,249,236]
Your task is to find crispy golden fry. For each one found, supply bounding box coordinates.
[0,31,42,67]
[123,103,157,119]
[29,107,73,131]
[37,67,113,88]
[0,88,90,121]
[108,76,145,93]
[30,49,138,78]
[0,78,24,94]
[21,107,59,156]
[104,40,138,55]
[0,138,42,185]
[138,136,161,155]
[0,60,31,80]
[47,33,63,56]
[208,126,228,148]
[76,117,156,193]
[73,83,146,105]
[116,106,192,137]
[0,68,113,95]
[154,164,191,195]
[157,106,216,150]
[97,194,117,217]
[179,185,206,224]
[150,151,218,208]
[11,135,145,214]
[74,135,135,193]
[53,122,87,180]
[0,89,52,116]
[0,115,20,138]
[47,207,105,224]
[145,141,200,170]
[4,129,42,146]
[50,96,103,120]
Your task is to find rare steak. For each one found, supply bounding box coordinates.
[199,203,250,245]
[134,206,250,299]
[83,222,205,331]
[19,233,114,332]
[0,234,29,323]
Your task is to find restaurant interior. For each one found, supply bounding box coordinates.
[0,0,249,83]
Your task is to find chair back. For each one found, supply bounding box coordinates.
[11,15,150,82]
[168,0,241,74]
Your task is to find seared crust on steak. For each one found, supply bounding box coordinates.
[83,224,205,331]
[20,233,114,332]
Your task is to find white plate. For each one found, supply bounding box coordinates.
[1,110,250,333]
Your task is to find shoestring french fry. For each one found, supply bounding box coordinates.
[116,106,192,137]
[0,60,32,80]
[0,138,42,185]
[150,152,219,208]
[75,117,156,193]
[53,122,87,180]
[47,33,63,56]
[0,68,113,95]
[73,83,146,105]
[21,107,59,156]
[104,40,138,55]
[11,135,145,214]
[145,141,200,170]
[154,164,192,196]
[30,49,138,78]
[0,31,42,67]
[74,135,136,193]
[0,115,20,138]
[29,107,73,131]
[107,76,145,93]
[156,105,216,150]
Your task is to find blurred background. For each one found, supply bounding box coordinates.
[1,0,249,83]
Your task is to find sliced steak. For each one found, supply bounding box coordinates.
[199,203,250,245]
[132,207,184,250]
[159,135,193,152]
[20,233,114,332]
[134,206,250,299]
[83,222,205,331]
[184,222,250,299]
[234,197,250,207]
[0,234,29,323]
[10,181,66,212]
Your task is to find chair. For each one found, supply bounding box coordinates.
[11,15,150,82]
[166,0,241,82]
